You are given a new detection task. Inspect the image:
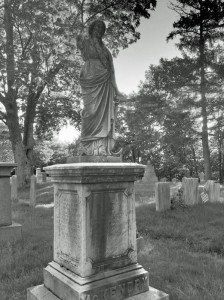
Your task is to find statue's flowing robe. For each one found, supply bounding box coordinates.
[77,35,116,155]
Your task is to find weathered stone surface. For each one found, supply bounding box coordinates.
[199,172,205,184]
[67,156,122,163]
[155,183,171,212]
[36,168,42,183]
[27,162,168,300]
[11,175,18,202]
[135,162,158,202]
[44,262,149,300]
[141,162,158,184]
[30,175,37,207]
[0,222,22,242]
[44,163,144,278]
[27,284,169,300]
[204,180,220,202]
[182,178,199,205]
[0,162,17,226]
[42,172,47,183]
[27,285,60,300]
[0,177,11,226]
[45,163,144,184]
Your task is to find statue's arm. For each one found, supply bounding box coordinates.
[107,50,121,96]
[107,50,126,102]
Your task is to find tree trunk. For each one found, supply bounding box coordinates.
[5,102,29,186]
[199,16,211,180]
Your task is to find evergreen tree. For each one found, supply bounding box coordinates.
[168,0,224,180]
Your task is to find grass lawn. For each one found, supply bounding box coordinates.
[137,203,224,300]
[0,184,224,299]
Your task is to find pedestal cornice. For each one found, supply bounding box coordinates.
[44,163,145,183]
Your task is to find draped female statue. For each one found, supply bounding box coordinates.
[76,20,125,156]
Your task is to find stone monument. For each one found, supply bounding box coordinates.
[0,162,22,242]
[36,168,42,183]
[199,172,205,184]
[155,182,171,212]
[182,178,199,205]
[135,161,158,201]
[27,20,168,300]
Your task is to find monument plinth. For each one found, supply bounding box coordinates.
[27,162,169,300]
[0,162,22,242]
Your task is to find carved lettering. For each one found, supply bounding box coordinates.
[127,281,133,295]
[117,283,125,297]
[110,286,117,299]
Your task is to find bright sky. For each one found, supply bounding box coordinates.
[57,0,180,142]
[114,0,180,95]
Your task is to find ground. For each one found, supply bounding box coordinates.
[0,183,224,300]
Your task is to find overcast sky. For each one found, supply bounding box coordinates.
[114,0,180,95]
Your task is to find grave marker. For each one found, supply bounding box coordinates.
[27,161,169,300]
[30,175,37,207]
[155,182,171,211]
[182,178,199,205]
[0,163,22,242]
[11,174,18,202]
[205,180,220,202]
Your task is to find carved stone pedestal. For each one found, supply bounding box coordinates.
[27,163,169,300]
[0,162,22,243]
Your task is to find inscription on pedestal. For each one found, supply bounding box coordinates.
[80,274,148,300]
[86,187,136,273]
[54,189,81,271]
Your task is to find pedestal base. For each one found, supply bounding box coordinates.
[28,285,169,300]
[0,222,22,242]
[27,261,169,300]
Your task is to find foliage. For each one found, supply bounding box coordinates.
[167,0,224,180]
[0,0,157,185]
[33,139,70,168]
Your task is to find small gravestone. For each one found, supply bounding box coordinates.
[160,177,167,182]
[36,168,42,183]
[199,172,205,184]
[42,172,47,183]
[142,161,158,184]
[135,161,158,202]
[172,178,177,184]
[30,175,36,207]
[11,174,18,202]
[0,163,22,242]
[204,180,220,202]
[155,182,171,211]
[182,178,199,205]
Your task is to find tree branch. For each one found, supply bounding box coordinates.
[84,0,128,25]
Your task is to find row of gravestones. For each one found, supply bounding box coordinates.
[10,169,47,203]
[156,178,222,212]
[0,167,48,244]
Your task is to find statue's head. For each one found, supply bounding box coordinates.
[89,20,106,39]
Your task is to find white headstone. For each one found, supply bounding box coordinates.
[182,178,199,205]
[155,182,171,211]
